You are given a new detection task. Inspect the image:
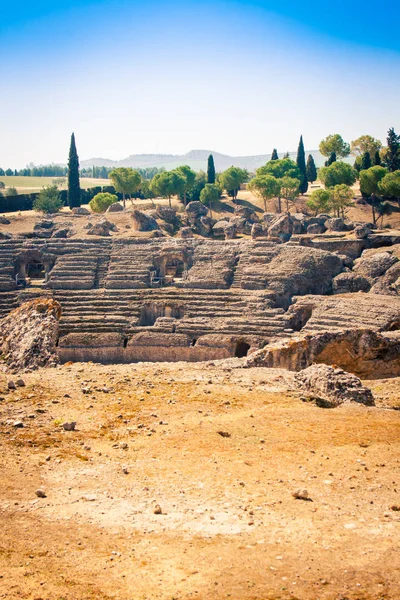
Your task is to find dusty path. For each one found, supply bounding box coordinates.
[0,362,399,599]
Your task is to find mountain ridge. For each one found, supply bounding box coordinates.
[81,148,327,172]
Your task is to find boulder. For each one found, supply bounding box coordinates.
[159,221,175,235]
[72,207,90,215]
[52,227,71,239]
[307,223,326,235]
[179,227,194,239]
[213,220,236,239]
[354,251,398,281]
[197,215,215,236]
[325,217,346,232]
[185,201,208,220]
[87,220,116,237]
[156,206,178,224]
[34,220,54,230]
[106,202,124,213]
[251,223,264,239]
[0,216,10,224]
[332,272,371,294]
[294,364,374,407]
[131,210,159,232]
[0,231,12,239]
[354,223,372,239]
[0,298,61,371]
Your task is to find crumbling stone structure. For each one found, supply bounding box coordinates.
[1,232,400,365]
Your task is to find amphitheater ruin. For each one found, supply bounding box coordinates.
[2,204,400,373]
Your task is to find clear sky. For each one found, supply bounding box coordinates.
[1,0,399,168]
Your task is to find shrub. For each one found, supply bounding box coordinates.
[6,186,18,196]
[33,186,63,214]
[89,192,118,213]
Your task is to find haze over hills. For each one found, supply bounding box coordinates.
[81,149,328,172]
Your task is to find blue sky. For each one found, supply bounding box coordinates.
[1,0,399,167]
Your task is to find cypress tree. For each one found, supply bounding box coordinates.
[296,135,308,194]
[386,127,400,172]
[207,154,216,184]
[306,154,317,183]
[374,150,381,166]
[325,151,337,166]
[361,151,372,171]
[270,148,279,161]
[68,132,81,208]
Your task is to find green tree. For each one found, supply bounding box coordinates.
[150,170,186,207]
[257,158,301,212]
[306,154,317,183]
[270,149,279,161]
[175,165,196,205]
[306,189,331,215]
[296,135,308,194]
[33,185,63,214]
[207,154,216,184]
[386,127,400,172]
[379,171,400,203]
[248,174,281,212]
[319,134,350,159]
[5,187,18,196]
[319,162,356,188]
[330,184,353,217]
[0,181,5,189]
[361,151,372,171]
[109,167,141,208]
[5,168,13,176]
[187,171,207,202]
[325,151,337,166]
[359,166,388,223]
[89,192,118,213]
[280,176,300,211]
[67,132,81,209]
[373,150,381,166]
[350,135,382,157]
[219,167,248,202]
[200,183,220,217]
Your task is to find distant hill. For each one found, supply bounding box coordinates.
[81,149,328,172]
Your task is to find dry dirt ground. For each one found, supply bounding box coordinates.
[0,361,399,600]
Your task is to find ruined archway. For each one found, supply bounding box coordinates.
[234,341,250,358]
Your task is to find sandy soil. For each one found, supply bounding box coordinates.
[1,361,399,600]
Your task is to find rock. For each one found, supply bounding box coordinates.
[307,223,326,235]
[0,216,11,224]
[354,223,372,239]
[153,504,163,514]
[185,201,208,220]
[292,489,309,500]
[332,272,371,294]
[217,430,231,438]
[131,210,159,232]
[13,421,24,428]
[251,223,264,239]
[354,251,398,281]
[87,224,110,236]
[16,379,25,387]
[83,222,93,229]
[34,220,54,230]
[35,489,46,498]
[62,421,76,431]
[0,231,12,239]
[213,220,236,239]
[156,206,178,224]
[106,202,124,213]
[148,229,164,238]
[72,207,90,215]
[52,227,71,239]
[7,380,16,390]
[179,227,194,239]
[325,218,346,232]
[267,214,292,240]
[0,299,61,371]
[294,364,375,407]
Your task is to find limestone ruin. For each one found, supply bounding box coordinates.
[1,212,400,371]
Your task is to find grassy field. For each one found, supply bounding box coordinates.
[0,176,110,194]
